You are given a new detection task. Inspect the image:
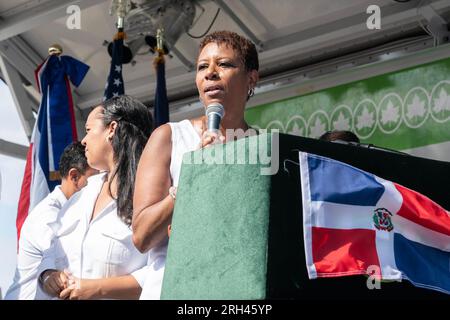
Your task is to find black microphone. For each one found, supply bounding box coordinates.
[205,103,224,133]
[332,140,410,156]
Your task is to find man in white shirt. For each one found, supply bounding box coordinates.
[5,142,97,300]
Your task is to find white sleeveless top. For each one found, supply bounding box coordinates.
[139,119,200,300]
[168,119,201,187]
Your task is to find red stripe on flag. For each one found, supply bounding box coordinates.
[64,75,78,141]
[395,183,450,236]
[16,143,34,245]
[312,227,380,277]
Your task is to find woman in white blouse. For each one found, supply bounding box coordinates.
[132,31,260,299]
[40,95,153,299]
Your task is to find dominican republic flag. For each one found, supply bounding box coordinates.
[299,152,450,294]
[16,55,89,242]
[104,32,125,100]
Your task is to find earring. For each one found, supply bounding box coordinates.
[247,88,255,98]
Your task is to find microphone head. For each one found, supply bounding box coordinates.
[205,103,224,132]
[205,103,224,118]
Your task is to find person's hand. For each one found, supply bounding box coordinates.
[59,275,100,300]
[168,186,177,200]
[200,130,225,149]
[41,269,70,297]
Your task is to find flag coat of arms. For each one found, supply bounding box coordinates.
[17,55,89,241]
[299,152,450,294]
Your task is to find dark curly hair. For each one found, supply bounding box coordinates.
[319,130,360,143]
[199,30,259,72]
[59,141,89,178]
[99,95,153,226]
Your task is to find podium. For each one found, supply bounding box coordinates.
[161,133,450,299]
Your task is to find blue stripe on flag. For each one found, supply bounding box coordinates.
[394,233,450,294]
[36,101,51,188]
[49,80,74,172]
[307,154,384,205]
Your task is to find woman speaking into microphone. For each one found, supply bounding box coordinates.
[132,30,260,299]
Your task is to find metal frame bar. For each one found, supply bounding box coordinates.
[0,38,40,89]
[170,46,195,71]
[239,0,276,35]
[213,0,264,51]
[0,139,28,160]
[0,55,36,138]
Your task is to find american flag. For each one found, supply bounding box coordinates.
[104,33,125,100]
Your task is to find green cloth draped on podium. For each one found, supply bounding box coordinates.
[161,133,275,299]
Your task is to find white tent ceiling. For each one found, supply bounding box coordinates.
[1,0,450,159]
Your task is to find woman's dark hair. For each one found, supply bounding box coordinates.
[319,130,360,143]
[99,95,153,225]
[199,30,259,72]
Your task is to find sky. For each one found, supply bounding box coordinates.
[0,80,29,297]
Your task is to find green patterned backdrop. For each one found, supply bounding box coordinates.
[245,57,450,156]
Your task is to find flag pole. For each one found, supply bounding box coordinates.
[111,0,129,33]
[48,44,63,56]
[157,28,164,53]
[155,28,165,64]
[115,2,125,40]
